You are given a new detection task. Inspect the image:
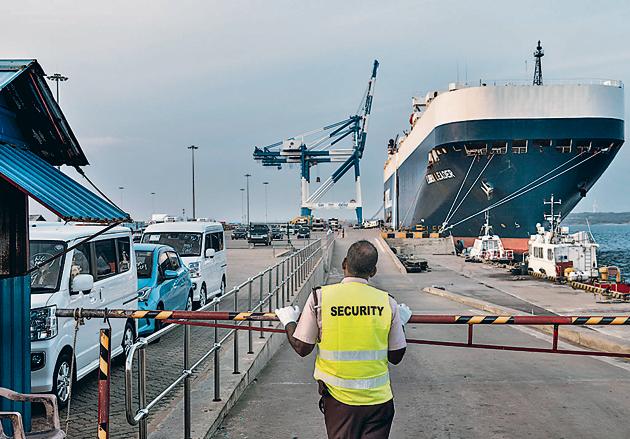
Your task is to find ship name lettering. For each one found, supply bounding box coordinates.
[426,169,455,184]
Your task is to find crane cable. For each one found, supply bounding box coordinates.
[444,150,601,231]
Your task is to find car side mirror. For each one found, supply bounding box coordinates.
[163,269,178,280]
[205,248,216,258]
[71,274,94,294]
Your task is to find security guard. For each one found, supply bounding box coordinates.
[275,240,412,438]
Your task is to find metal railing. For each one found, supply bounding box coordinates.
[124,233,334,439]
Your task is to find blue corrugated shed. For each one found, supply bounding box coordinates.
[0,276,31,432]
[0,144,129,222]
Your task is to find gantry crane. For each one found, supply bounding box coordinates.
[252,60,379,224]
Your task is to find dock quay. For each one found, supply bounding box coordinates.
[215,228,630,438]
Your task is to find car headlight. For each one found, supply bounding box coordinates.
[137,286,152,302]
[188,261,201,278]
[30,306,58,341]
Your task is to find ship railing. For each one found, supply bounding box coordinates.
[450,78,623,88]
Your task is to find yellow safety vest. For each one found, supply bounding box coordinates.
[314,282,392,406]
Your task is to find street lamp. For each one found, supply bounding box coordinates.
[150,192,156,215]
[263,181,269,224]
[187,145,199,219]
[46,73,68,103]
[240,188,245,224]
[118,186,125,208]
[244,174,252,229]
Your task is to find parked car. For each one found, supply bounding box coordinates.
[271,227,284,240]
[248,224,272,246]
[29,222,138,407]
[312,218,326,231]
[142,222,227,309]
[134,244,193,335]
[231,227,247,240]
[297,226,311,239]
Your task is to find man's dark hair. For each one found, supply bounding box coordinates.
[345,240,378,277]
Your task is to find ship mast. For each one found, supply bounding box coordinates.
[533,40,544,86]
[544,194,562,242]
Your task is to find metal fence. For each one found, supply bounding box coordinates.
[124,233,334,439]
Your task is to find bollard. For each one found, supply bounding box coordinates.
[233,287,240,374]
[97,328,111,439]
[248,279,254,353]
[183,324,191,439]
[138,346,148,439]
[213,300,221,402]
[259,274,265,338]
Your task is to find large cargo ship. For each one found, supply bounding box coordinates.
[384,42,625,251]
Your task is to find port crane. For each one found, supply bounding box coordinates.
[252,60,379,224]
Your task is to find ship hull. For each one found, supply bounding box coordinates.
[384,117,624,241]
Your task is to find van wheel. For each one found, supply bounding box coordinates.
[122,320,136,357]
[53,351,74,409]
[218,277,226,297]
[197,284,208,309]
[186,291,193,311]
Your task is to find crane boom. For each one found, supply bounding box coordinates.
[252,60,379,224]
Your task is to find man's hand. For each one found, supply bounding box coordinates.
[275,305,300,328]
[398,303,412,326]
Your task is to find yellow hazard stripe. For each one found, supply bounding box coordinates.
[99,357,108,376]
[100,331,109,346]
[586,317,603,325]
[612,317,630,325]
[493,316,512,324]
[234,312,252,321]
[134,310,149,318]
[156,311,173,319]
[98,427,107,439]
[467,316,485,324]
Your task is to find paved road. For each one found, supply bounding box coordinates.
[215,229,630,438]
[36,236,314,438]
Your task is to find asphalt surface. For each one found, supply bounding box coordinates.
[214,229,630,439]
[33,235,315,438]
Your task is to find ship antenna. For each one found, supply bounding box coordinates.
[544,194,562,241]
[533,40,544,86]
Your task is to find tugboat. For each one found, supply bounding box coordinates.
[527,195,599,280]
[466,212,514,262]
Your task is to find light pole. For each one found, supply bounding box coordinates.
[118,186,125,208]
[187,145,198,219]
[244,174,251,229]
[263,181,269,224]
[150,192,156,214]
[46,73,68,103]
[240,188,245,224]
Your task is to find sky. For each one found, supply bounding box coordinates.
[4,0,630,222]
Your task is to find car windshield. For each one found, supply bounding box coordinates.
[135,250,154,279]
[251,225,268,233]
[29,240,66,293]
[142,233,202,256]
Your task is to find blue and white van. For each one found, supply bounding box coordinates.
[142,222,227,308]
[29,222,138,406]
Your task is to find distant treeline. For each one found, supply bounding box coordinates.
[564,212,630,225]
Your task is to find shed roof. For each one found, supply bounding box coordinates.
[0,59,87,166]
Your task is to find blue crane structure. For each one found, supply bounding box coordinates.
[252,60,379,224]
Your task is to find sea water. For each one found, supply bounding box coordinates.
[570,223,630,275]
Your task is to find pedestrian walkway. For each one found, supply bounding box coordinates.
[215,229,630,438]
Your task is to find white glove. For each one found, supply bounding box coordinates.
[275,305,300,328]
[398,303,412,326]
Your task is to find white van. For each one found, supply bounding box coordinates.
[29,223,138,406]
[142,222,226,308]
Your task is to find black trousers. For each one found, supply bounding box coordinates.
[321,392,395,439]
